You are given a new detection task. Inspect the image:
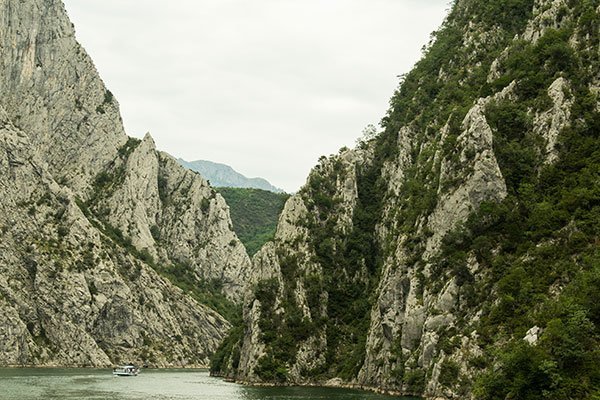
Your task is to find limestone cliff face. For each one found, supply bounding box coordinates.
[221,0,600,398]
[0,110,230,366]
[236,149,367,381]
[90,134,250,302]
[0,0,250,366]
[0,0,127,193]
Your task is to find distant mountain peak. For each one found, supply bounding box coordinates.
[177,158,284,193]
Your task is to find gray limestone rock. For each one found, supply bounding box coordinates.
[0,0,250,367]
[534,77,574,163]
[231,17,590,396]
[0,0,127,193]
[0,117,232,366]
[522,0,570,43]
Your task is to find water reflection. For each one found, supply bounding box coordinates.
[238,385,410,400]
[0,368,415,400]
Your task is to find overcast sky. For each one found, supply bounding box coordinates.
[62,0,450,193]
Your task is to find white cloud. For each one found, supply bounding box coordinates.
[63,0,449,192]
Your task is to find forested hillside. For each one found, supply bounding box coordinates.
[212,0,600,398]
[217,188,289,256]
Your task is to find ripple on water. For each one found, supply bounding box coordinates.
[0,369,417,400]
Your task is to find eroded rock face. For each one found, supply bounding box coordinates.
[534,77,574,163]
[0,0,127,193]
[0,114,230,366]
[92,134,251,302]
[356,90,508,395]
[229,0,598,398]
[425,96,508,258]
[0,0,250,366]
[232,97,508,393]
[522,0,570,43]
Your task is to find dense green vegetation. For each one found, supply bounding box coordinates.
[211,0,600,396]
[237,142,392,382]
[311,146,389,380]
[217,188,289,256]
[383,0,537,137]
[433,3,600,397]
[442,92,600,397]
[476,97,598,398]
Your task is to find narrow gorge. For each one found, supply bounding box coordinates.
[0,0,598,399]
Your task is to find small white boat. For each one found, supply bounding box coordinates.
[112,365,140,376]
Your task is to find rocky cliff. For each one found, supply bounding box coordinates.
[213,0,600,398]
[0,0,251,367]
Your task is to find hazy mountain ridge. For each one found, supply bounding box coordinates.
[212,0,600,398]
[0,0,250,367]
[178,159,283,193]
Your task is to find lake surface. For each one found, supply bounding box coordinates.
[0,368,418,400]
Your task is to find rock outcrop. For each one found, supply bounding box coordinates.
[215,0,600,398]
[0,0,250,367]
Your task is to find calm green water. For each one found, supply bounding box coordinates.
[0,369,416,400]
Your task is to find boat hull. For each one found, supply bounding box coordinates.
[112,365,140,376]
